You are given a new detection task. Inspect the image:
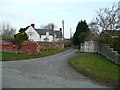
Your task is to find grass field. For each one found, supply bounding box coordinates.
[68,53,120,87]
[1,48,69,61]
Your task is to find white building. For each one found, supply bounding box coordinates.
[81,40,98,52]
[24,24,63,42]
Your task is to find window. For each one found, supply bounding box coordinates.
[43,37,49,42]
[28,32,34,36]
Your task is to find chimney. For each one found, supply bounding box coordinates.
[51,24,54,30]
[31,24,35,28]
[60,28,62,32]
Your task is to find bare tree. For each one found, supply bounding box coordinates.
[40,23,57,29]
[0,22,16,41]
[89,22,100,34]
[90,3,120,32]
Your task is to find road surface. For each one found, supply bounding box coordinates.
[2,49,108,88]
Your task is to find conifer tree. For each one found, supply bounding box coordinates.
[73,20,90,49]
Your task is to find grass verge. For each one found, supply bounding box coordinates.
[68,53,120,87]
[1,48,69,61]
[75,50,85,53]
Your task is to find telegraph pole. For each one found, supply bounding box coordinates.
[70,28,72,39]
[52,24,54,42]
[70,28,73,47]
[62,20,64,40]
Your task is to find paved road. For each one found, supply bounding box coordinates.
[2,49,108,88]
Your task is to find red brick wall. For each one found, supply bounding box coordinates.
[19,42,39,54]
[1,42,39,54]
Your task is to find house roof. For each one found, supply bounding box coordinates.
[35,29,62,38]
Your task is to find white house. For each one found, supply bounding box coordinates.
[24,24,63,42]
[81,40,98,52]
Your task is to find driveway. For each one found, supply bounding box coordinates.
[2,48,107,88]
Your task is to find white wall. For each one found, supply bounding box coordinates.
[84,40,97,52]
[25,26,40,41]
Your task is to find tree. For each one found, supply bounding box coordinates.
[14,31,28,50]
[0,22,16,41]
[40,23,57,29]
[73,20,90,49]
[88,22,100,34]
[90,3,120,32]
[14,32,28,41]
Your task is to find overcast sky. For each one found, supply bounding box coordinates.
[0,0,119,38]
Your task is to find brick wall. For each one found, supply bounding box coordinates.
[1,42,64,55]
[20,42,39,54]
[37,42,64,52]
[64,39,71,47]
[1,42,39,54]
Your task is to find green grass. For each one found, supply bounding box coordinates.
[68,54,120,87]
[1,48,69,61]
[75,50,85,53]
